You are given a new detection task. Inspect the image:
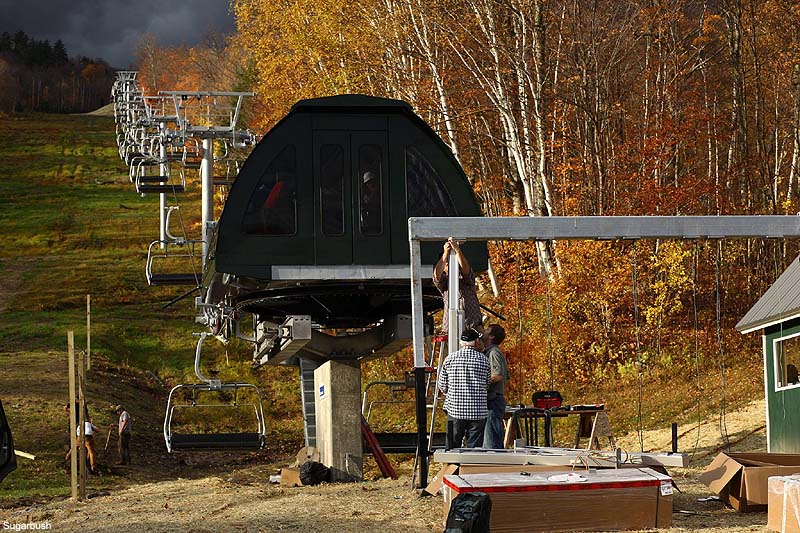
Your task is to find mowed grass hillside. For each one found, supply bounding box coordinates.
[0,112,303,502]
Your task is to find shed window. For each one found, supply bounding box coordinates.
[358,144,383,235]
[242,146,297,235]
[775,333,800,389]
[320,144,344,236]
[405,146,457,217]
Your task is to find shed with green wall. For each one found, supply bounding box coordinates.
[737,256,800,453]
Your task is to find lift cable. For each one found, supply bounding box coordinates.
[167,149,203,286]
[715,240,731,451]
[544,266,555,392]
[515,241,524,405]
[690,242,702,462]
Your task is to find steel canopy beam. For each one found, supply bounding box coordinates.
[409,215,800,369]
[409,215,800,241]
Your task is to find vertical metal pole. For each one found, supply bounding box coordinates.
[409,234,428,487]
[410,235,426,369]
[86,294,91,371]
[201,137,214,264]
[671,422,678,453]
[447,248,460,356]
[68,332,77,500]
[414,366,428,488]
[159,123,168,249]
[78,349,86,499]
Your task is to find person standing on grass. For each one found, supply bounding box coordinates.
[114,405,131,465]
[438,328,490,449]
[64,404,97,472]
[81,419,99,474]
[483,323,510,449]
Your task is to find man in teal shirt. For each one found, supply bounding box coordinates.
[484,324,510,449]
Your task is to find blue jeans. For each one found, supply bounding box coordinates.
[484,395,506,449]
[446,415,486,450]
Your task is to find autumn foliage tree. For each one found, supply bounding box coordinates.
[128,1,800,391]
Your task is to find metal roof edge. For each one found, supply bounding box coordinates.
[737,311,800,335]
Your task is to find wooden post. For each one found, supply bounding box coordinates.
[77,349,87,499]
[86,295,91,370]
[68,332,78,500]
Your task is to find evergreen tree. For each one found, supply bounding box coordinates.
[53,40,68,63]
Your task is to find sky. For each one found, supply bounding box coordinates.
[0,0,237,68]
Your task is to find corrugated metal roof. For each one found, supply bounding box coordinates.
[737,255,800,333]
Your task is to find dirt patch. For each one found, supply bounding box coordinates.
[1,475,440,532]
[85,103,115,117]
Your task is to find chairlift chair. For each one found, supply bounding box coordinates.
[145,237,203,286]
[163,333,267,452]
[134,159,186,195]
[164,382,266,452]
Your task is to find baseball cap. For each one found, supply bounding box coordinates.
[460,328,481,342]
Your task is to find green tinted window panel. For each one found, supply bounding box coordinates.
[320,144,345,236]
[242,145,297,236]
[775,332,800,389]
[405,146,458,217]
[359,144,383,235]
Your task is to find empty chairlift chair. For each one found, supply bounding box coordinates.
[134,159,186,195]
[145,240,202,286]
[163,333,267,452]
[145,207,203,286]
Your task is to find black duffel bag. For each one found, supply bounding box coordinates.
[444,491,492,533]
[299,460,330,485]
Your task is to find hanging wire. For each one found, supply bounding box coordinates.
[169,145,204,285]
[690,242,702,462]
[515,241,525,405]
[715,240,731,450]
[631,242,644,453]
[773,239,788,433]
[544,262,555,391]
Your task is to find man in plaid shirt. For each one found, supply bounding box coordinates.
[438,328,490,449]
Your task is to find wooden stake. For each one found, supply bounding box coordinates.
[78,348,86,499]
[68,331,78,500]
[86,294,91,370]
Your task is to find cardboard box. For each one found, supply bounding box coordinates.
[442,467,672,532]
[280,466,302,487]
[700,453,800,512]
[768,475,800,532]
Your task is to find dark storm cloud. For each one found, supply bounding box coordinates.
[0,0,236,68]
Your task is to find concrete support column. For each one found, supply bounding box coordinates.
[314,361,363,481]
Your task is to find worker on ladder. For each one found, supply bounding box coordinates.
[433,238,483,334]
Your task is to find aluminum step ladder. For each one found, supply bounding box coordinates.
[299,359,319,447]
